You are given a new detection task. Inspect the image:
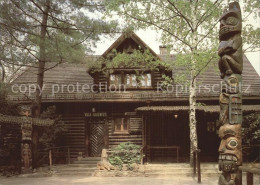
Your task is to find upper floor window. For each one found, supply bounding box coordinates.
[126,74,137,87]
[140,73,152,87]
[110,74,121,87]
[110,72,152,89]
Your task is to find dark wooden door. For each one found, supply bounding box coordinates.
[89,120,106,157]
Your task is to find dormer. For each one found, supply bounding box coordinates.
[89,32,172,92]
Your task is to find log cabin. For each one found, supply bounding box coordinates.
[7,32,260,163]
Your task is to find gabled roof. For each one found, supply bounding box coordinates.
[6,30,260,103]
[7,54,260,103]
[102,32,160,59]
[0,114,54,126]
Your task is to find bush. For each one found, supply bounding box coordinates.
[242,111,260,162]
[242,111,260,144]
[108,142,143,170]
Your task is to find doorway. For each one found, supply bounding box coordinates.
[144,112,189,163]
[85,116,108,157]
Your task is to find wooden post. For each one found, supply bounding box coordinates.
[247,172,253,185]
[142,115,145,164]
[67,147,71,164]
[176,147,179,163]
[193,150,196,176]
[197,149,201,183]
[49,149,52,169]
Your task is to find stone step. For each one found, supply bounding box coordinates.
[66,164,97,168]
[145,172,221,177]
[73,160,99,164]
[145,166,218,170]
[56,168,96,173]
[76,157,101,161]
[144,164,190,167]
[145,169,219,174]
[144,163,220,177]
[54,172,93,176]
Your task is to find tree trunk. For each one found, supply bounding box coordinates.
[32,0,50,168]
[189,79,198,165]
[189,3,198,165]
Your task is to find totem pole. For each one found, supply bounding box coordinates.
[218,2,243,185]
[19,105,33,173]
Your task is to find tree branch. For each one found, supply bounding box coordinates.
[7,30,40,60]
[166,0,194,31]
[195,0,221,29]
[192,56,215,83]
[9,0,42,24]
[122,9,192,50]
[29,0,45,13]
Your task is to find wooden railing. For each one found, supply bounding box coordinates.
[193,149,201,184]
[148,145,179,163]
[37,146,71,169]
[239,165,260,185]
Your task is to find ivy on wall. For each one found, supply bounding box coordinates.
[90,49,171,74]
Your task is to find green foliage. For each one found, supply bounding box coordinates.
[242,111,260,144]
[39,106,67,149]
[91,48,170,72]
[0,0,118,81]
[90,48,172,83]
[108,142,143,170]
[0,83,18,115]
[105,0,259,79]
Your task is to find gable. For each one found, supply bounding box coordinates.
[102,32,160,59]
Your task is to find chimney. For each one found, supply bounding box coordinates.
[159,45,167,55]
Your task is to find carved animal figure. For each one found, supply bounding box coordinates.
[218,2,242,78]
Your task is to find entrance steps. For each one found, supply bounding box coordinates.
[144,163,220,177]
[52,157,100,176]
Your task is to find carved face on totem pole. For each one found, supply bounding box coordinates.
[218,124,242,172]
[21,143,32,171]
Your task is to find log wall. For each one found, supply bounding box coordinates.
[108,114,143,149]
[62,114,86,159]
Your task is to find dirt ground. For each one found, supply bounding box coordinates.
[0,175,259,185]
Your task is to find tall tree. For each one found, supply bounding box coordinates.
[0,0,117,166]
[105,0,260,164]
[0,0,117,112]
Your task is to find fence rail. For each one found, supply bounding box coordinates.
[37,146,71,168]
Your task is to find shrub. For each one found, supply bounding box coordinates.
[108,142,143,170]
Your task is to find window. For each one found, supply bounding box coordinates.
[109,72,152,89]
[114,117,129,133]
[140,73,152,87]
[126,74,137,87]
[125,73,151,88]
[110,74,121,87]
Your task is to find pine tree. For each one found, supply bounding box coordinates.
[0,0,118,166]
